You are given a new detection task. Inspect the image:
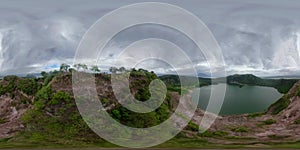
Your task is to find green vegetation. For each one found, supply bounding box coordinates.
[109,69,172,128]
[0,75,41,98]
[185,121,199,131]
[159,75,211,88]
[257,119,277,127]
[294,119,300,124]
[268,134,288,140]
[225,136,255,140]
[0,65,175,145]
[268,95,290,115]
[231,126,250,133]
[263,119,277,125]
[17,79,39,95]
[248,112,265,118]
[198,130,228,137]
[20,85,103,144]
[295,86,300,96]
[90,65,100,73]
[225,74,297,93]
[160,74,298,94]
[0,118,6,124]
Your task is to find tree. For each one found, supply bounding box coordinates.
[68,68,75,72]
[41,71,48,78]
[60,63,70,72]
[118,67,126,73]
[109,67,118,73]
[74,64,88,71]
[90,65,100,73]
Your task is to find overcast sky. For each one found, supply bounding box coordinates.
[0,0,300,76]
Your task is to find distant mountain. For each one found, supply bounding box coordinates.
[197,73,211,78]
[0,72,41,79]
[224,74,298,93]
[263,75,300,79]
[160,74,299,94]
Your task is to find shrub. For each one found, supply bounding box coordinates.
[268,134,287,140]
[17,79,39,95]
[198,130,228,137]
[34,86,52,110]
[294,119,300,124]
[231,126,250,132]
[50,91,72,105]
[186,121,198,131]
[248,112,265,118]
[0,118,6,124]
[213,131,229,137]
[268,96,290,115]
[101,98,109,105]
[262,119,276,125]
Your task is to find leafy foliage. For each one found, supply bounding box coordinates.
[0,76,40,97]
[262,119,276,125]
[60,63,70,72]
[198,130,228,137]
[17,79,39,95]
[268,95,290,115]
[294,119,300,124]
[231,126,250,132]
[21,86,101,144]
[248,112,265,118]
[90,65,100,73]
[16,68,177,145]
[185,122,199,131]
[0,118,6,124]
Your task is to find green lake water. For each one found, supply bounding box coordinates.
[192,84,283,115]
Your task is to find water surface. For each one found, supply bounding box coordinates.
[192,84,283,115]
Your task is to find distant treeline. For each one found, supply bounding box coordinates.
[159,74,299,94]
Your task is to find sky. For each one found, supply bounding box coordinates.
[0,0,300,77]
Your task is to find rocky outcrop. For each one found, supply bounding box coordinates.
[0,94,30,139]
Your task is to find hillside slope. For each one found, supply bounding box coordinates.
[0,71,300,146]
[0,70,180,145]
[190,80,300,144]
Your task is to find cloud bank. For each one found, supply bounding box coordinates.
[0,0,299,76]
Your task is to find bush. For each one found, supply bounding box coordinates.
[33,86,52,110]
[231,126,250,132]
[268,96,290,115]
[248,112,265,118]
[17,79,39,95]
[213,131,229,137]
[268,134,287,140]
[294,119,300,124]
[186,121,198,131]
[262,119,276,125]
[0,118,6,124]
[198,130,228,137]
[49,91,72,105]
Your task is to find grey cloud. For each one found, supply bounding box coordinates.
[0,0,299,76]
